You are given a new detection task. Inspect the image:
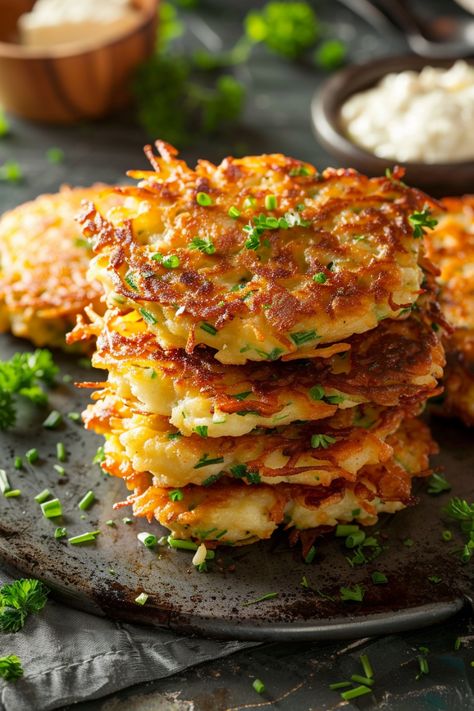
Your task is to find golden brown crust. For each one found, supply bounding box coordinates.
[0,186,107,348]
[426,196,474,425]
[104,417,435,545]
[80,142,438,362]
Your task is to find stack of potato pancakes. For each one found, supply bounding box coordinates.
[70,142,446,548]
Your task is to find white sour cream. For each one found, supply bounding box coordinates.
[340,60,474,163]
[18,0,142,49]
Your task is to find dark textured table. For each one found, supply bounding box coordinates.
[1,1,473,709]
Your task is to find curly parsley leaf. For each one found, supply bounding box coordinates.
[0,350,58,430]
[0,655,23,682]
[244,1,319,59]
[0,579,49,633]
[409,209,438,239]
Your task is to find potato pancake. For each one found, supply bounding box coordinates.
[71,300,444,437]
[80,142,437,364]
[116,418,435,545]
[0,186,109,348]
[426,196,474,425]
[84,391,416,489]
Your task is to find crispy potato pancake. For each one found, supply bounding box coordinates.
[81,142,437,364]
[71,300,444,437]
[0,186,109,348]
[426,196,474,425]
[116,418,435,545]
[84,392,416,488]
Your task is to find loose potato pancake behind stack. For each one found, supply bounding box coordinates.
[426,196,474,425]
[0,186,112,349]
[76,144,444,551]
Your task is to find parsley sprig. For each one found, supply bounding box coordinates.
[0,655,23,682]
[0,350,58,430]
[0,579,49,633]
[409,209,438,239]
[444,498,474,563]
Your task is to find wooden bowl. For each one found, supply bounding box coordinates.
[0,0,159,123]
[312,55,474,197]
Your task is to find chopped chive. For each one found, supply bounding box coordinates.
[135,592,149,605]
[341,685,372,701]
[68,531,101,545]
[371,571,388,584]
[167,432,182,440]
[252,679,265,694]
[228,206,240,219]
[304,545,317,564]
[329,681,352,690]
[56,442,67,462]
[0,161,22,183]
[139,308,158,325]
[290,330,318,346]
[137,532,157,548]
[289,166,311,177]
[360,654,374,679]
[0,469,10,495]
[54,527,67,539]
[336,524,359,537]
[124,271,139,290]
[309,385,324,401]
[454,637,462,650]
[14,457,23,470]
[345,530,366,548]
[122,518,133,525]
[416,655,429,678]
[35,489,52,504]
[93,446,105,465]
[67,412,81,422]
[301,575,309,588]
[194,425,208,438]
[351,674,374,686]
[200,322,217,336]
[194,454,224,469]
[202,473,223,487]
[4,489,21,498]
[313,272,327,283]
[26,448,39,464]
[265,195,277,210]
[403,538,414,547]
[233,391,252,401]
[167,537,198,551]
[442,530,452,541]
[340,584,365,602]
[243,196,256,209]
[168,489,184,502]
[105,520,116,527]
[42,410,63,429]
[54,465,65,476]
[196,192,213,206]
[78,490,95,511]
[161,254,180,269]
[46,147,64,164]
[242,592,278,606]
[41,499,62,518]
[351,508,361,516]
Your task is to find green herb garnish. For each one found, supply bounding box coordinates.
[427,472,451,495]
[311,433,336,449]
[340,584,365,602]
[189,236,216,254]
[0,655,23,681]
[0,350,57,430]
[169,489,184,502]
[409,209,437,239]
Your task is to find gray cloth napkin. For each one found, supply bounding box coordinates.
[0,572,254,711]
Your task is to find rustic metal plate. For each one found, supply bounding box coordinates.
[0,333,472,641]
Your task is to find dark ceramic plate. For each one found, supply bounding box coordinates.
[311,55,474,197]
[0,333,473,641]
